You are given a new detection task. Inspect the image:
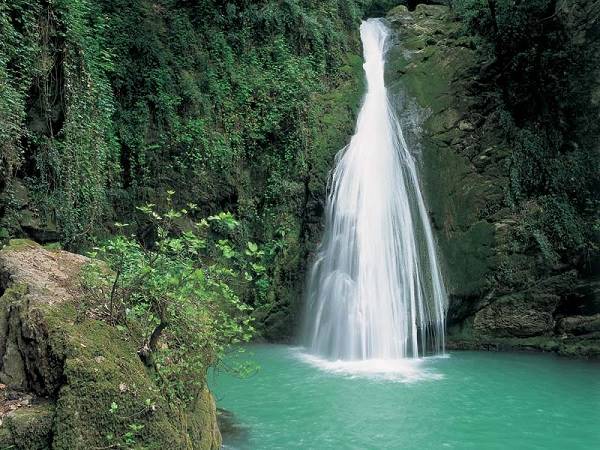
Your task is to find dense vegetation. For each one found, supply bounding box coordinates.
[0,0,403,340]
[81,198,259,402]
[1,0,362,240]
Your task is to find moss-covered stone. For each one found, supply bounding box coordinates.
[1,402,54,450]
[0,426,14,448]
[386,5,498,302]
[558,314,600,335]
[558,336,600,359]
[0,284,29,391]
[0,241,221,449]
[1,239,38,252]
[473,293,560,338]
[185,388,222,450]
[45,304,186,449]
[385,4,599,358]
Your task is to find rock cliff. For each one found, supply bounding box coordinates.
[386,4,600,358]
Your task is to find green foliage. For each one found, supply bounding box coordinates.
[94,0,370,335]
[452,0,579,123]
[82,196,256,403]
[101,0,358,180]
[1,0,376,336]
[0,0,119,245]
[0,1,42,181]
[105,400,148,447]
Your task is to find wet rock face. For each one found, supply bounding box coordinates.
[558,314,600,336]
[0,240,222,449]
[386,4,500,303]
[386,4,600,358]
[473,294,560,338]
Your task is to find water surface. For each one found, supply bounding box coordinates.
[210,345,600,450]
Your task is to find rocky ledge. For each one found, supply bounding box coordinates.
[0,240,221,449]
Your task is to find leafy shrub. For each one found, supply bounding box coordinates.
[82,193,256,402]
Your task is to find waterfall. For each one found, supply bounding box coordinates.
[302,19,447,361]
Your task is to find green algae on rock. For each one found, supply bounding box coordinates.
[0,401,54,450]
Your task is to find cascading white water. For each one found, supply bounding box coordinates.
[302,19,447,361]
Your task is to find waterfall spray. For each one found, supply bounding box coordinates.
[302,19,447,360]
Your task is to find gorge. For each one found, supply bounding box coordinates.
[0,1,599,449]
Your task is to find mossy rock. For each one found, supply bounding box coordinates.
[0,402,54,450]
[385,4,600,358]
[0,241,221,449]
[46,304,187,449]
[386,5,496,303]
[0,426,13,448]
[558,337,600,359]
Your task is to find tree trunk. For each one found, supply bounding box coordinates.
[139,321,168,367]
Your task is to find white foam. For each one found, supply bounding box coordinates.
[294,349,444,383]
